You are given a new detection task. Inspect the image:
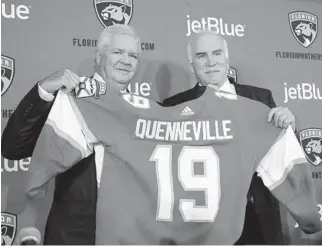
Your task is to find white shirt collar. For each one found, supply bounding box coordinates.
[219,78,236,95]
[198,78,236,95]
[206,78,237,100]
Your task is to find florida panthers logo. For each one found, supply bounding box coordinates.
[295,22,317,46]
[94,0,133,28]
[299,128,322,166]
[1,213,17,245]
[75,77,106,99]
[1,55,15,96]
[305,139,322,165]
[289,11,318,48]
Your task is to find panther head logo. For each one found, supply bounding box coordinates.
[101,4,130,24]
[289,12,318,48]
[299,128,322,166]
[1,55,15,96]
[94,0,133,28]
[305,139,322,166]
[0,212,17,246]
[2,226,10,245]
[294,22,317,47]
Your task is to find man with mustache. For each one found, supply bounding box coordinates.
[162,31,296,244]
[1,24,141,245]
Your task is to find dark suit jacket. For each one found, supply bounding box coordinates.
[2,84,97,245]
[163,80,276,109]
[163,79,284,245]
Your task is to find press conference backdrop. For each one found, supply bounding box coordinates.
[1,0,322,244]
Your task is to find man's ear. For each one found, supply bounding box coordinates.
[95,51,101,66]
[188,61,194,74]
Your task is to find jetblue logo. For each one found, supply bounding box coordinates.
[284,82,322,103]
[1,157,30,172]
[127,82,151,97]
[1,3,31,20]
[186,15,245,37]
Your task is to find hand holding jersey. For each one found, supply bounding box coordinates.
[24,31,316,244]
[38,69,81,95]
[25,77,321,244]
[268,106,296,131]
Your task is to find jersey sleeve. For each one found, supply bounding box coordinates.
[256,126,321,234]
[26,90,95,199]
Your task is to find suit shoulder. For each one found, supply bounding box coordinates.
[237,84,272,95]
[237,94,270,115]
[162,86,199,106]
[236,83,276,108]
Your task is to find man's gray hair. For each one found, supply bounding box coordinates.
[97,24,141,55]
[187,31,229,63]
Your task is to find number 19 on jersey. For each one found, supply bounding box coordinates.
[150,145,221,222]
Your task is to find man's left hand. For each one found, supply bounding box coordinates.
[268,107,296,131]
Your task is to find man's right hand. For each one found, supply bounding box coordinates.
[39,69,80,94]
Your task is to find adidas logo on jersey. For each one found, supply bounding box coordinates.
[180,106,194,116]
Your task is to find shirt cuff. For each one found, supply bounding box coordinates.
[38,83,55,101]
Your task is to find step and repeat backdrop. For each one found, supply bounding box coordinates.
[1,0,322,244]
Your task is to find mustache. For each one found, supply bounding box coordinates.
[205,68,221,73]
[115,67,132,72]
